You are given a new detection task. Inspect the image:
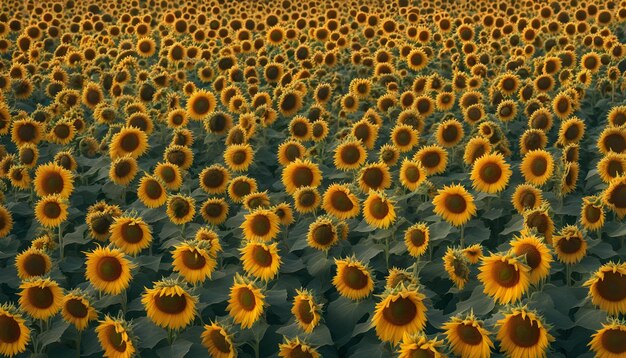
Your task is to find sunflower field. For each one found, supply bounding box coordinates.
[0,0,626,357]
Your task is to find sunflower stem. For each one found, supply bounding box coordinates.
[58,224,64,261]
[167,328,174,345]
[180,223,186,240]
[120,290,127,314]
[460,225,465,249]
[565,263,572,286]
[76,330,82,358]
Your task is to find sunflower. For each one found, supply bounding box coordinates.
[432,184,476,227]
[109,156,138,186]
[436,119,464,148]
[358,162,391,192]
[33,162,74,198]
[291,288,322,333]
[496,307,553,358]
[581,196,605,231]
[228,176,258,203]
[278,89,303,116]
[608,106,626,127]
[0,304,30,357]
[85,246,135,295]
[379,144,401,167]
[442,311,493,358]
[108,216,152,256]
[478,253,531,305]
[277,140,306,166]
[520,149,554,186]
[201,321,237,358]
[603,175,626,217]
[404,223,429,257]
[443,247,470,289]
[519,129,548,155]
[470,152,512,193]
[598,153,626,183]
[136,174,167,208]
[243,192,271,211]
[512,184,543,214]
[282,159,322,194]
[553,225,587,265]
[289,116,312,141]
[589,319,626,358]
[240,241,281,281]
[18,277,63,320]
[386,268,418,291]
[18,144,38,168]
[227,275,265,329]
[306,217,339,251]
[557,117,585,146]
[598,127,626,155]
[334,140,366,170]
[561,161,579,194]
[399,159,426,191]
[293,186,321,214]
[321,184,360,220]
[15,248,51,280]
[224,144,254,172]
[166,195,196,225]
[48,120,75,145]
[405,48,429,71]
[95,316,135,358]
[61,290,97,331]
[142,280,197,330]
[109,126,149,159]
[523,207,555,244]
[398,333,445,358]
[496,99,518,122]
[463,244,484,264]
[0,205,13,238]
[187,90,216,120]
[278,337,320,358]
[363,191,396,229]
[199,165,230,194]
[194,227,223,257]
[510,234,552,284]
[414,145,448,175]
[391,124,419,152]
[332,257,374,300]
[584,262,626,315]
[371,284,428,344]
[198,198,228,226]
[35,195,68,228]
[164,145,194,170]
[239,208,280,242]
[11,118,42,147]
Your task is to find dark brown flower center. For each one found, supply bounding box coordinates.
[456,323,483,345]
[340,145,361,165]
[114,160,132,178]
[444,193,467,214]
[202,169,225,189]
[604,133,626,153]
[237,287,256,311]
[192,96,211,115]
[42,171,64,195]
[291,166,313,188]
[479,162,502,184]
[65,298,88,318]
[312,224,335,246]
[96,256,123,282]
[120,132,139,152]
[442,124,459,142]
[342,265,369,290]
[251,245,273,267]
[23,253,47,276]
[395,129,412,146]
[530,156,548,176]
[409,229,427,248]
[250,214,271,236]
[232,180,252,197]
[515,244,541,270]
[0,314,21,343]
[43,201,62,219]
[507,314,541,348]
[209,329,232,353]
[54,124,70,139]
[330,190,354,212]
[27,286,54,309]
[297,191,316,207]
[106,325,128,353]
[382,296,418,326]
[558,236,582,254]
[144,179,163,199]
[601,328,626,354]
[595,271,626,302]
[584,205,602,223]
[421,151,441,169]
[368,197,390,219]
[609,183,626,208]
[17,123,36,142]
[362,167,384,189]
[170,197,190,218]
[491,260,520,287]
[154,292,188,314]
[296,299,315,324]
[181,249,207,270]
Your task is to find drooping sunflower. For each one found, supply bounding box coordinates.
[333,257,374,300]
[589,319,626,358]
[187,90,217,120]
[95,316,135,358]
[199,165,230,194]
[496,307,554,358]
[35,194,68,228]
[291,288,322,333]
[278,337,320,358]
[432,184,476,227]
[404,223,429,257]
[386,268,417,291]
[85,246,135,295]
[520,149,554,186]
[371,283,428,344]
[464,136,491,165]
[584,262,626,315]
[512,184,543,214]
[282,159,322,194]
[463,244,484,264]
[142,280,197,330]
[399,159,426,191]
[334,140,367,170]
[561,161,579,194]
[242,192,271,211]
[398,333,445,358]
[523,206,555,244]
[201,321,237,358]
[166,195,196,225]
[18,277,63,320]
[603,175,626,218]
[61,289,97,331]
[307,217,338,251]
[154,162,183,191]
[137,174,167,208]
[442,311,494,358]
[322,184,360,220]
[443,247,470,289]
[598,153,626,183]
[15,248,51,280]
[194,227,223,257]
[581,196,605,231]
[510,234,553,284]
[241,209,280,242]
[224,144,254,172]
[363,191,396,229]
[0,303,30,357]
[109,216,152,256]
[33,162,74,198]
[109,126,149,159]
[240,241,281,281]
[553,225,587,265]
[227,275,265,329]
[470,153,512,193]
[478,253,531,305]
[414,145,448,175]
[358,162,391,192]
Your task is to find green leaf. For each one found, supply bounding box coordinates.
[134,317,167,349]
[38,320,70,347]
[156,339,193,358]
